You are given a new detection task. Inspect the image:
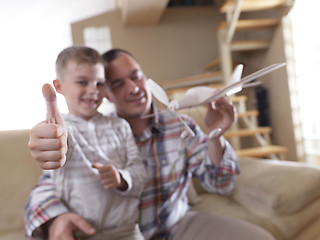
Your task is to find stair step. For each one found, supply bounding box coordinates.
[161,71,224,90]
[231,40,270,51]
[160,71,223,88]
[217,19,280,32]
[224,126,272,138]
[237,110,259,118]
[220,0,293,13]
[230,95,247,103]
[235,145,288,158]
[203,58,241,71]
[203,58,220,71]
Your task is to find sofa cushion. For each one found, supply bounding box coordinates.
[191,192,320,240]
[0,130,42,234]
[234,157,320,215]
[187,178,201,205]
[0,230,25,240]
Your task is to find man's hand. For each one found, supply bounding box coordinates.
[205,95,237,136]
[48,213,96,240]
[204,95,237,166]
[92,163,128,191]
[28,83,68,170]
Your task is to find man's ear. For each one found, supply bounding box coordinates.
[53,79,63,94]
[104,88,113,103]
[104,93,113,103]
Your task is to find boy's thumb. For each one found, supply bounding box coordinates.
[92,163,104,170]
[42,83,64,125]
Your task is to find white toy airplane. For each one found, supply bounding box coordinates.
[146,62,286,138]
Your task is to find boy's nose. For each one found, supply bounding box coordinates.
[88,83,99,94]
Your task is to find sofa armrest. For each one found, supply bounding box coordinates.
[233,157,320,215]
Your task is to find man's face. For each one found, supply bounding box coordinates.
[54,61,105,120]
[105,53,152,118]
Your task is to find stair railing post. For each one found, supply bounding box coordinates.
[226,0,244,44]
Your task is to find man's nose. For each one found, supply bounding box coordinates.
[127,79,140,94]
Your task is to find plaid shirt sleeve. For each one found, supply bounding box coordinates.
[24,171,69,239]
[182,114,240,195]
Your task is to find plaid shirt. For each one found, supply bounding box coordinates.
[24,105,239,240]
[137,105,239,239]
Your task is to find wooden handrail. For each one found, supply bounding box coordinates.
[226,0,244,43]
[160,71,223,89]
[217,19,280,32]
[220,0,294,13]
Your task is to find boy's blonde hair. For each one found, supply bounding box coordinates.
[55,45,103,79]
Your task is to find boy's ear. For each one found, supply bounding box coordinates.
[53,79,63,94]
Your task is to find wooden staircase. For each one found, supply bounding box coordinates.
[229,95,287,159]
[156,0,294,160]
[215,0,294,83]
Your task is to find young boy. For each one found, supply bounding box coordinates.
[25,46,146,240]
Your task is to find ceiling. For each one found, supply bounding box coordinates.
[118,0,222,27]
[0,0,222,28]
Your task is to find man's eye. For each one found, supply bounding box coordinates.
[111,81,124,89]
[131,71,143,81]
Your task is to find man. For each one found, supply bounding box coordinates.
[26,48,274,240]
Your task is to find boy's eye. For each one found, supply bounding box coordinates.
[96,82,104,88]
[77,81,87,86]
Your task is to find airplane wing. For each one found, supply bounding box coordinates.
[198,62,286,106]
[226,64,244,96]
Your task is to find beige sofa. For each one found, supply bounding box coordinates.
[2,129,320,240]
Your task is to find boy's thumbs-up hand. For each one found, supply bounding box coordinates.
[28,83,68,170]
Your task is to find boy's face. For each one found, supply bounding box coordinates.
[105,53,152,118]
[54,60,105,120]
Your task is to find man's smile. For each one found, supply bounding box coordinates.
[126,92,146,104]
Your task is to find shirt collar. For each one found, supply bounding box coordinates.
[148,103,162,134]
[110,103,163,138]
[63,112,102,123]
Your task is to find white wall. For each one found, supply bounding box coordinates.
[71,7,224,83]
[0,0,115,130]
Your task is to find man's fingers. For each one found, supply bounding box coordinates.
[70,214,96,236]
[216,99,236,119]
[49,213,95,240]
